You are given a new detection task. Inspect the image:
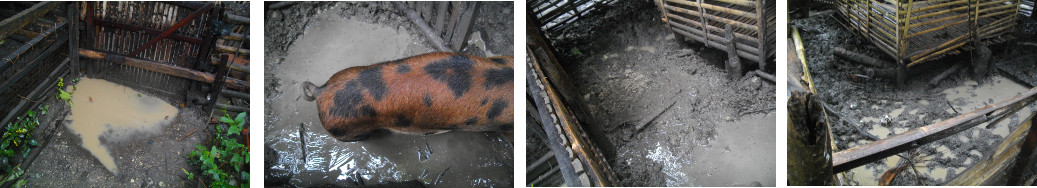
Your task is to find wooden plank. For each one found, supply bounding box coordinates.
[78,49,249,90]
[947,113,1035,185]
[68,2,80,75]
[833,88,1037,172]
[0,2,60,41]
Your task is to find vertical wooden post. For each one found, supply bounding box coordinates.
[725,24,742,80]
[788,91,834,185]
[67,2,79,75]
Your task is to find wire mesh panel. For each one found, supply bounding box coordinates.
[656,0,776,64]
[835,0,1022,67]
[0,2,68,126]
[83,2,212,98]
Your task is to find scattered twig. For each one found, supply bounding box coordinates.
[197,175,208,188]
[299,123,307,160]
[947,101,959,115]
[627,99,678,141]
[820,102,880,140]
[739,107,775,117]
[17,94,45,104]
[434,166,452,186]
[179,127,200,141]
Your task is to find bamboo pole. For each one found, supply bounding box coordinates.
[665,0,757,19]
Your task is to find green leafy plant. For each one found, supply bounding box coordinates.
[0,105,47,187]
[186,111,249,188]
[55,78,74,106]
[0,166,27,187]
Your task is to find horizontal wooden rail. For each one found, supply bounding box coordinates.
[78,49,249,90]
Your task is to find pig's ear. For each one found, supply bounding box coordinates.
[302,81,320,101]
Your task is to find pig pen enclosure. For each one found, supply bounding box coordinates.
[787,0,1037,185]
[0,2,251,187]
[263,2,513,187]
[526,0,775,186]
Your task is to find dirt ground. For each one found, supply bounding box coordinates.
[791,9,1037,185]
[263,2,514,187]
[540,1,776,186]
[20,76,213,187]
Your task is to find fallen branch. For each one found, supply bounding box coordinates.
[179,127,200,141]
[627,99,678,141]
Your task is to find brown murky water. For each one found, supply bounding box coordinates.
[66,78,179,174]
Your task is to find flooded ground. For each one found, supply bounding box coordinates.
[22,77,211,187]
[792,10,1037,185]
[541,1,776,186]
[65,78,180,174]
[264,2,514,187]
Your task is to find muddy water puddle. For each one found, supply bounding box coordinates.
[66,78,178,174]
[631,113,775,186]
[848,75,1033,185]
[266,13,512,187]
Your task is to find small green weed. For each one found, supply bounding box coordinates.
[186,111,249,187]
[55,78,75,106]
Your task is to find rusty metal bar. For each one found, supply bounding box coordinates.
[86,2,95,49]
[93,20,203,44]
[0,2,59,41]
[832,87,1037,172]
[78,49,249,90]
[128,3,213,56]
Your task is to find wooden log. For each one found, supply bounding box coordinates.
[928,63,962,87]
[833,47,888,67]
[788,91,835,185]
[224,12,249,25]
[78,49,249,90]
[0,2,59,41]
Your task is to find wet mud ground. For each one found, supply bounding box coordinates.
[541,1,776,186]
[19,76,214,187]
[792,10,1037,185]
[264,2,513,187]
